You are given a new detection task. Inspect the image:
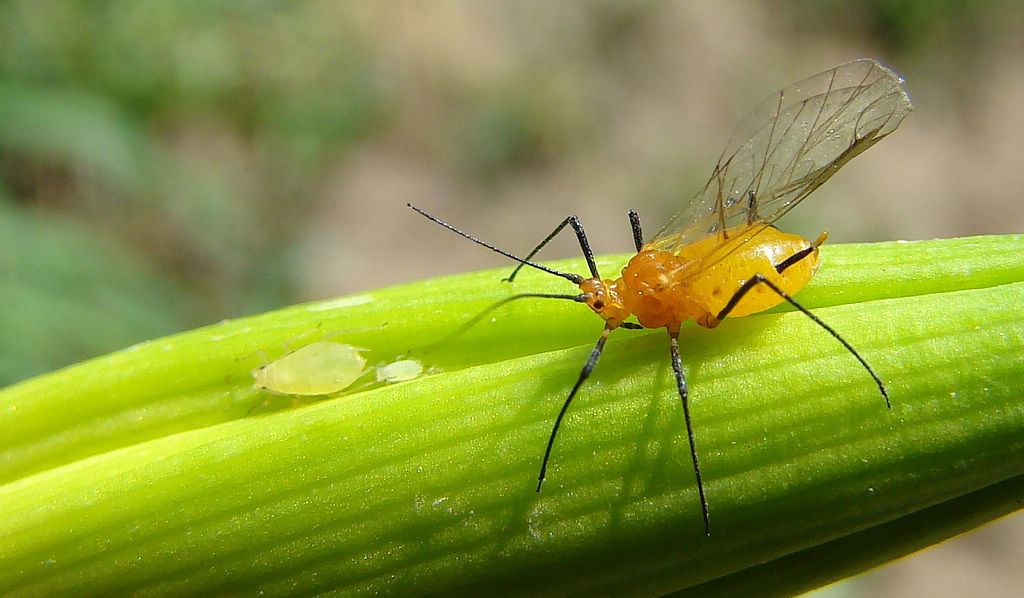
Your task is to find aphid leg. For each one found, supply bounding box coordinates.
[745,190,758,226]
[238,348,276,414]
[537,325,612,492]
[318,324,385,345]
[628,209,644,252]
[237,348,270,366]
[503,217,575,281]
[408,204,583,285]
[247,397,269,415]
[717,274,890,408]
[668,328,711,536]
[505,216,600,282]
[283,325,323,350]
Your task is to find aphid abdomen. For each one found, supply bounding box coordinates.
[689,228,820,323]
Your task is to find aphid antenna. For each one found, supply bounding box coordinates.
[466,206,647,286]
[507,210,649,282]
[408,204,584,285]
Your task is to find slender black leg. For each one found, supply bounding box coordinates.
[628,209,644,252]
[507,215,601,282]
[717,274,890,408]
[537,326,612,491]
[669,330,711,536]
[505,216,571,280]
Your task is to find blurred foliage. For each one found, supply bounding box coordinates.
[0,2,387,384]
[783,0,1021,60]
[0,187,191,382]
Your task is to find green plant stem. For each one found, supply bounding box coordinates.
[0,234,1022,596]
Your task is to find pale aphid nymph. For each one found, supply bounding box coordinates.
[252,341,368,397]
[375,359,425,384]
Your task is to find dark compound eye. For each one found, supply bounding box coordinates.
[593,300,605,309]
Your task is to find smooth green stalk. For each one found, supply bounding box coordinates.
[0,234,1022,597]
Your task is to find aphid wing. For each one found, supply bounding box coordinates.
[650,58,913,252]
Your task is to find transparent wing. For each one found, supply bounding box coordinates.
[649,58,913,251]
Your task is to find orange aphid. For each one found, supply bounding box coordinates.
[583,227,828,330]
[411,58,912,535]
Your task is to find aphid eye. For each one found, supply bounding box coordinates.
[593,299,605,309]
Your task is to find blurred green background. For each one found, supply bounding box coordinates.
[1,2,1021,596]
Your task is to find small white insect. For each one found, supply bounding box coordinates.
[375,359,424,383]
[252,341,368,396]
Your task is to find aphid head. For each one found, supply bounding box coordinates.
[578,277,629,327]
